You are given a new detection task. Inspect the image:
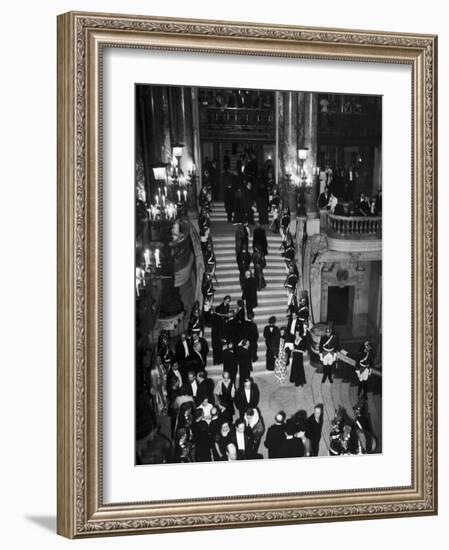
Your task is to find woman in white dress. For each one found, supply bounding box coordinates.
[274,326,289,384]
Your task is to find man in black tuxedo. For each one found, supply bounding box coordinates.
[223,169,236,222]
[166,362,184,400]
[215,295,231,331]
[235,222,249,254]
[243,181,255,225]
[234,418,254,460]
[252,223,268,255]
[306,404,324,456]
[237,246,252,288]
[174,332,192,372]
[317,185,331,209]
[235,339,253,384]
[209,407,222,460]
[256,183,270,225]
[196,370,215,406]
[182,370,199,402]
[242,270,258,317]
[225,310,240,348]
[286,311,302,343]
[210,308,224,365]
[222,341,238,384]
[183,341,205,376]
[243,312,259,362]
[263,316,280,371]
[235,299,246,325]
[235,377,260,416]
[192,408,211,462]
[192,332,209,366]
[278,420,304,458]
[264,411,287,459]
[356,193,371,216]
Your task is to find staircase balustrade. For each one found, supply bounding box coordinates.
[326,212,382,240]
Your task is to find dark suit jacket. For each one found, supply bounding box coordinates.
[166,368,183,394]
[236,346,253,382]
[193,337,209,364]
[286,318,302,340]
[196,378,215,405]
[242,277,258,310]
[237,250,251,273]
[222,349,238,380]
[306,414,323,444]
[183,351,204,375]
[175,339,192,363]
[252,226,268,255]
[264,424,287,458]
[225,318,240,347]
[243,320,259,359]
[192,420,211,461]
[278,436,304,458]
[182,381,199,400]
[235,307,246,325]
[235,427,255,460]
[235,383,260,414]
[263,325,280,355]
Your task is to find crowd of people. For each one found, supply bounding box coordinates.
[318,183,382,218]
[137,349,328,463]
[136,154,377,464]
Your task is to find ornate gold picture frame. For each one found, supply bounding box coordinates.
[57,11,437,538]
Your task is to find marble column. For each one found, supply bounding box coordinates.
[168,87,195,173]
[298,92,320,235]
[168,86,198,210]
[149,86,172,167]
[277,91,319,228]
[136,85,172,205]
[277,91,299,213]
[191,87,202,208]
[372,145,382,195]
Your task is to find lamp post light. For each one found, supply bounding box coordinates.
[171,144,184,182]
[297,147,310,190]
[152,163,168,183]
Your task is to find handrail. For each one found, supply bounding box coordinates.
[327,213,382,222]
[326,212,382,238]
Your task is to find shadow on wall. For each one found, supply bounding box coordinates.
[24,515,56,533]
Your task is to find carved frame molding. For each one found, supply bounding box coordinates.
[57,12,437,538]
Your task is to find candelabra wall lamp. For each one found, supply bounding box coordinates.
[170,144,195,217]
[297,147,320,195]
[135,247,162,298]
[297,147,310,193]
[148,163,179,222]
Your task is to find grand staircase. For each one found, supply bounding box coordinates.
[200,201,382,455]
[203,202,287,377]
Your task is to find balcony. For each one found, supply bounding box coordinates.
[199,106,275,141]
[325,212,382,253]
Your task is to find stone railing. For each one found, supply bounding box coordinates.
[326,213,382,240]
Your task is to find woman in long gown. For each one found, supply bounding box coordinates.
[150,355,168,415]
[274,327,289,384]
[290,329,307,387]
[252,246,266,291]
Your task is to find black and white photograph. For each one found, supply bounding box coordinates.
[135,85,382,465]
